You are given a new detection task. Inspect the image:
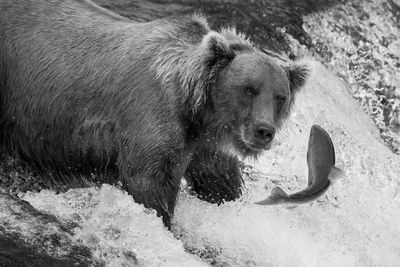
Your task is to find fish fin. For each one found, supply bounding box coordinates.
[286,205,298,210]
[328,166,345,184]
[271,186,289,199]
[254,187,289,205]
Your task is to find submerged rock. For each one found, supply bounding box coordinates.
[0,193,95,266]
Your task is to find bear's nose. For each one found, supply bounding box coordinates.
[254,124,275,142]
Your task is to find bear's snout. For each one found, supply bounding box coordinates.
[253,123,275,147]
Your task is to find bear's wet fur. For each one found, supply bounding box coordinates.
[0,0,309,228]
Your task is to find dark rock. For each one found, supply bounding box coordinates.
[0,193,96,267]
[93,0,343,54]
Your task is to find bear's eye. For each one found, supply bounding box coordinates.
[276,95,286,104]
[243,87,256,96]
[275,95,287,112]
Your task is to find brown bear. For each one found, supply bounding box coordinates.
[0,0,309,228]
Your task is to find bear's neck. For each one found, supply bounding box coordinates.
[181,107,229,153]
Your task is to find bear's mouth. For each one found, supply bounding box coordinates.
[245,141,272,152]
[230,135,272,158]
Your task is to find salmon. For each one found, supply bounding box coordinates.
[255,125,344,206]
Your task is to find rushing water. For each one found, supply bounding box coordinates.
[303,0,400,154]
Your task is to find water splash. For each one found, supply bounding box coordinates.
[303,0,400,154]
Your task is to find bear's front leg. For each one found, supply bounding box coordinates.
[119,148,191,229]
[185,147,243,204]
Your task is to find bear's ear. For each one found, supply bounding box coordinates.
[285,63,310,94]
[180,32,236,112]
[202,32,235,71]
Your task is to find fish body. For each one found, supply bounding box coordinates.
[255,124,344,206]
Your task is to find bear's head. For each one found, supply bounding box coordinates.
[191,29,310,158]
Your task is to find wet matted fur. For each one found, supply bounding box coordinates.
[0,0,309,227]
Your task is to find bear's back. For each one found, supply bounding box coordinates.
[0,0,212,178]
